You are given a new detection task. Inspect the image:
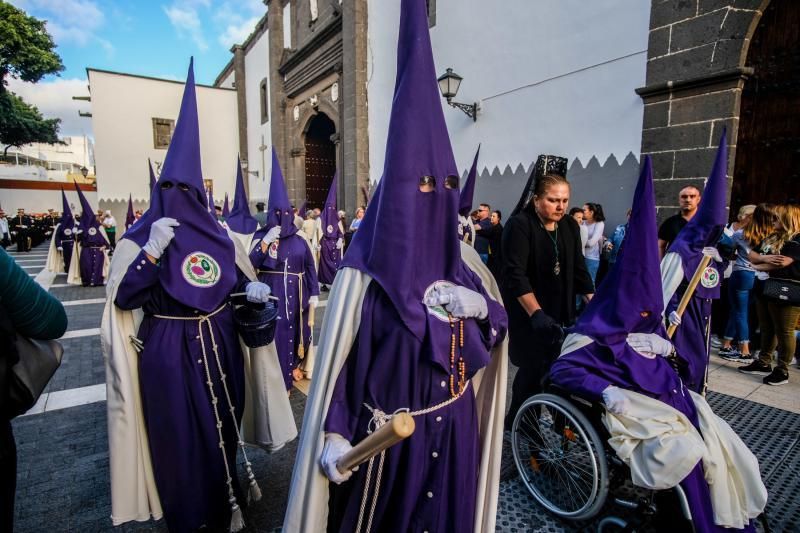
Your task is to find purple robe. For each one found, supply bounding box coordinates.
[667,292,713,393]
[79,245,104,286]
[324,276,506,532]
[55,226,75,273]
[115,251,245,532]
[318,174,342,285]
[251,234,320,390]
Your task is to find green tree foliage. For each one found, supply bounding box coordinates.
[0,1,64,154]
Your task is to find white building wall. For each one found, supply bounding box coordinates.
[88,70,239,203]
[1,188,98,214]
[243,29,272,205]
[367,0,650,226]
[218,70,235,89]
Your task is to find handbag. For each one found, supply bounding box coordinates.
[762,277,800,306]
[7,335,63,418]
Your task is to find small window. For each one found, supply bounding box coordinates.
[152,118,175,150]
[260,78,269,124]
[426,0,436,27]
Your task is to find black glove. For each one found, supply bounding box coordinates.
[529,309,565,347]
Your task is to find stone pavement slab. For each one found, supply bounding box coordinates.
[44,335,105,393]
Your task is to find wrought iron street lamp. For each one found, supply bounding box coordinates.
[437,68,478,122]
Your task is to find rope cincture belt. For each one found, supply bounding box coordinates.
[152,303,261,532]
[259,268,308,358]
[354,387,469,533]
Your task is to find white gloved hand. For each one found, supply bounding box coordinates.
[309,295,319,307]
[423,285,488,320]
[142,217,179,259]
[668,310,682,327]
[602,386,631,416]
[245,281,272,303]
[75,229,83,235]
[320,433,355,484]
[626,332,673,359]
[263,226,282,245]
[702,246,723,263]
[336,238,344,250]
[57,246,63,251]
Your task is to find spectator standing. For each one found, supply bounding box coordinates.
[102,210,117,249]
[253,201,268,228]
[719,205,756,360]
[570,207,588,252]
[606,208,631,267]
[476,209,503,280]
[582,202,606,284]
[658,185,702,258]
[1,247,68,531]
[349,206,365,232]
[740,205,800,385]
[0,211,9,248]
[473,203,492,263]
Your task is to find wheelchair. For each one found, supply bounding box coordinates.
[511,387,696,532]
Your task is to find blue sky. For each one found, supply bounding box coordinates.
[8,0,267,136]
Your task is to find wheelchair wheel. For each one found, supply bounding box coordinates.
[511,393,609,521]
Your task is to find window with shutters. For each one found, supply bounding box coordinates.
[152,118,175,149]
[260,78,269,124]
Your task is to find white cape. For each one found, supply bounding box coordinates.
[46,223,63,273]
[283,241,508,533]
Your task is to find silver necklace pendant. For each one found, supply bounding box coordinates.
[554,260,561,276]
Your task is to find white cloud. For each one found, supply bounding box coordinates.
[163,2,209,51]
[7,78,94,139]
[214,0,265,48]
[218,15,262,48]
[16,0,107,48]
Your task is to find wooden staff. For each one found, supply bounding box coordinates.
[667,255,713,339]
[337,412,416,473]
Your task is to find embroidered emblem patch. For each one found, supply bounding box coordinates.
[700,266,720,288]
[423,280,456,323]
[88,227,97,236]
[457,223,464,237]
[268,241,279,259]
[182,252,221,288]
[64,228,72,236]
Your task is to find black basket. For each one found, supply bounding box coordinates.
[234,301,279,348]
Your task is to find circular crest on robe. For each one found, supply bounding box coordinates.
[423,280,456,323]
[457,223,464,237]
[64,228,72,236]
[327,224,334,234]
[268,241,279,259]
[181,251,222,288]
[700,266,720,288]
[88,227,97,236]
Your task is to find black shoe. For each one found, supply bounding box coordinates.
[719,346,738,357]
[763,369,789,386]
[738,360,772,376]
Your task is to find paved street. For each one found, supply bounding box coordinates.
[9,243,800,532]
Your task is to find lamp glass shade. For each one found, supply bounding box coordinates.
[437,68,462,99]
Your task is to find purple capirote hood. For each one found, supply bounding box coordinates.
[341,0,469,339]
[125,195,135,229]
[226,157,258,234]
[320,172,341,239]
[667,129,729,299]
[263,148,298,239]
[459,145,480,217]
[73,180,105,246]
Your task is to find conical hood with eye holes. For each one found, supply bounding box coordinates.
[320,172,340,240]
[134,58,236,313]
[55,188,74,242]
[226,156,258,234]
[666,129,729,299]
[73,180,106,246]
[340,0,470,338]
[265,148,298,239]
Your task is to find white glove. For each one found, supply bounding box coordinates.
[309,295,319,307]
[423,285,488,320]
[245,281,272,303]
[702,246,722,263]
[76,229,83,235]
[626,332,673,359]
[336,238,344,250]
[320,433,355,484]
[602,386,631,416]
[142,217,179,259]
[263,226,281,245]
[668,310,682,327]
[57,246,63,251]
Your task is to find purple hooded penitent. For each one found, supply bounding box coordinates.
[459,145,480,217]
[206,186,215,214]
[55,188,76,272]
[264,148,299,240]
[340,0,475,340]
[665,130,729,392]
[125,194,135,230]
[113,59,246,532]
[73,181,106,247]
[73,180,106,285]
[317,172,342,284]
[222,193,230,218]
[226,157,258,234]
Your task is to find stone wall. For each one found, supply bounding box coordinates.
[639,0,768,221]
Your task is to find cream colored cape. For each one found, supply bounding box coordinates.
[660,251,685,310]
[68,228,110,285]
[283,241,508,533]
[300,218,322,268]
[604,388,767,529]
[227,228,298,451]
[46,223,63,273]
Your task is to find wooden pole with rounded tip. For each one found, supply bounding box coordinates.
[337,412,416,473]
[667,255,712,339]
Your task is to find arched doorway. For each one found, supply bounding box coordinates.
[731,1,800,214]
[303,112,337,209]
